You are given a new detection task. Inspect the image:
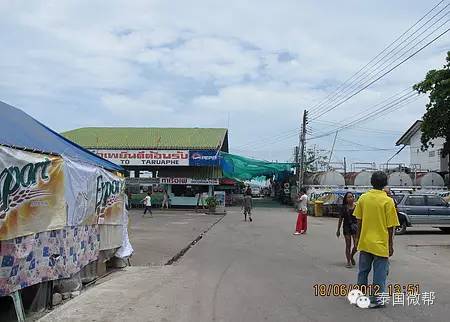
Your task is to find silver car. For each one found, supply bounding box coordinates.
[393,193,450,234]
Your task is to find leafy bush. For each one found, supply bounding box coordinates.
[205,196,218,208]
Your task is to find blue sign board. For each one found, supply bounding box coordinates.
[189,150,220,166]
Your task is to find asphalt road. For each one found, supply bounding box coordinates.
[40,204,450,322]
[128,209,224,266]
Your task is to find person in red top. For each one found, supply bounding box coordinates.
[294,187,308,235]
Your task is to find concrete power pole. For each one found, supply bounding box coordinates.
[328,131,338,170]
[298,110,308,189]
[343,157,347,175]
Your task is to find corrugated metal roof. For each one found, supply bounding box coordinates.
[62,127,229,150]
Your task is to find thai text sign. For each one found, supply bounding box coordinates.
[160,177,220,185]
[0,146,66,240]
[90,149,189,166]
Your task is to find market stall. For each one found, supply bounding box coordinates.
[0,101,132,320]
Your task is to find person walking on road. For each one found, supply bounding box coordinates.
[161,189,169,210]
[143,192,153,217]
[243,188,253,222]
[336,192,358,268]
[294,187,308,235]
[354,171,399,308]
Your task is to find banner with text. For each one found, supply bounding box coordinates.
[65,158,125,226]
[64,159,98,226]
[96,168,126,225]
[0,146,66,240]
[160,177,219,185]
[90,150,189,166]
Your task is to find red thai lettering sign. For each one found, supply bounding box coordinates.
[90,150,189,166]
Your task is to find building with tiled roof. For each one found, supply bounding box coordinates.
[63,127,229,151]
[62,127,230,207]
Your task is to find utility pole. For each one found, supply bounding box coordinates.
[328,131,338,170]
[313,144,317,171]
[386,146,405,171]
[294,146,299,174]
[343,157,347,175]
[299,110,308,189]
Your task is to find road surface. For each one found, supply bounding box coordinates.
[40,205,450,322]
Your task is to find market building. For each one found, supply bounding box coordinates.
[62,127,230,206]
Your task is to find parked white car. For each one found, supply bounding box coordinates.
[251,187,261,197]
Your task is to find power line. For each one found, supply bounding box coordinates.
[309,91,418,139]
[235,90,417,151]
[234,127,299,149]
[338,92,420,129]
[310,119,403,135]
[308,1,448,117]
[236,131,299,150]
[310,24,449,120]
[308,3,449,119]
[311,87,413,129]
[311,19,449,120]
[334,148,399,152]
[336,137,391,151]
[243,88,419,152]
[237,30,443,149]
[307,0,447,115]
[309,90,421,140]
[309,5,449,117]
[310,95,419,141]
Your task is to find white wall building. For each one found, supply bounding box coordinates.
[396,120,448,172]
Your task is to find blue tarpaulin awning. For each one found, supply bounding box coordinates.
[0,101,123,171]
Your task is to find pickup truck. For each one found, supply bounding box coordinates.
[393,193,450,234]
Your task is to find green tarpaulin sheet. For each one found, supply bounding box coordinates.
[220,152,294,181]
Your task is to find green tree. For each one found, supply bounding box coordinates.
[304,148,328,172]
[413,51,450,176]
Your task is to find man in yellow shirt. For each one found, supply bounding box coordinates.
[353,171,399,308]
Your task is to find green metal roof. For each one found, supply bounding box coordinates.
[62,127,229,150]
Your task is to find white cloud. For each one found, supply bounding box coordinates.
[138,37,262,84]
[193,83,309,113]
[0,0,449,164]
[101,91,175,115]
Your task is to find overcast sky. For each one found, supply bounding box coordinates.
[1,0,449,167]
